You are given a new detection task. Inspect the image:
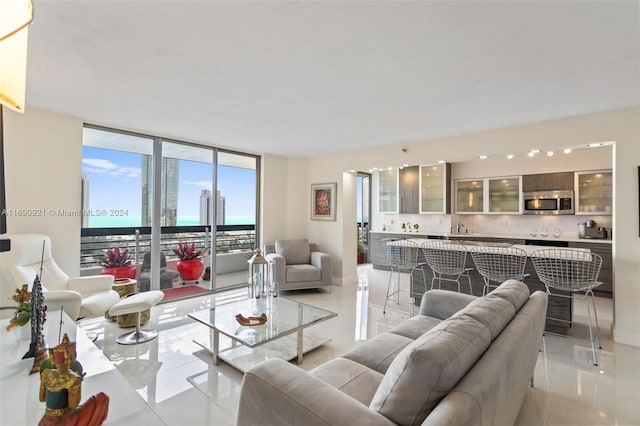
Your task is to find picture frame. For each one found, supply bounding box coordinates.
[311,182,337,221]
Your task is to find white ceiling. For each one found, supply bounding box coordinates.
[26,1,640,158]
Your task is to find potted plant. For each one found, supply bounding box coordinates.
[401,223,406,232]
[173,243,207,281]
[413,223,420,233]
[101,247,136,279]
[357,242,365,264]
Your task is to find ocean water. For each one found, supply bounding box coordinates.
[87,215,255,228]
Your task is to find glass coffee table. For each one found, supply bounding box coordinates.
[188,297,337,372]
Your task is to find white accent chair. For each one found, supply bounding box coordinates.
[264,239,332,291]
[0,233,119,320]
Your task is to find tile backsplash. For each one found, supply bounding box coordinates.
[380,214,612,239]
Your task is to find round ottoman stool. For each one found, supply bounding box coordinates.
[108,291,164,345]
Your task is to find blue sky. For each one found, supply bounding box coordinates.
[82,146,256,226]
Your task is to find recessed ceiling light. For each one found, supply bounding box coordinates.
[479,155,488,159]
[387,167,393,170]
[563,148,572,154]
[437,160,445,164]
[402,164,409,167]
[507,154,514,159]
[527,152,535,157]
[588,143,603,148]
[547,151,554,157]
[372,167,378,171]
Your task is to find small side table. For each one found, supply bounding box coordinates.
[112,279,138,298]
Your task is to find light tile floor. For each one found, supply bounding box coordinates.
[78,264,640,425]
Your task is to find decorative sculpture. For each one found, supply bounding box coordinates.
[4,284,31,331]
[25,274,48,374]
[235,313,268,326]
[38,333,109,426]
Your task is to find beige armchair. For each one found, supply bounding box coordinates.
[264,239,332,291]
[0,233,119,320]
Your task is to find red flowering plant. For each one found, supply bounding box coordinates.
[101,247,133,268]
[172,243,207,260]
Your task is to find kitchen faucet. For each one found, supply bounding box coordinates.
[456,222,465,233]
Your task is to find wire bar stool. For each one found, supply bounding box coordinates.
[421,240,473,295]
[530,248,603,366]
[469,246,530,295]
[382,238,427,314]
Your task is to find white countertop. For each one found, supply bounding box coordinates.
[0,311,162,425]
[391,238,591,257]
[370,230,612,244]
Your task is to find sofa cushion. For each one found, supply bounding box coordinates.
[275,239,310,265]
[388,315,442,340]
[489,279,530,311]
[452,294,516,341]
[286,264,321,283]
[311,358,384,406]
[369,314,491,426]
[343,332,413,374]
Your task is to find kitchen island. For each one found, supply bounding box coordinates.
[369,232,603,335]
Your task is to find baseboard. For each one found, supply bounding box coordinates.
[332,275,357,286]
[613,325,640,347]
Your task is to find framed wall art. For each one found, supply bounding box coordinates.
[311,182,337,221]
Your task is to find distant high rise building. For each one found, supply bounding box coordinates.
[199,189,212,225]
[81,174,90,228]
[199,189,225,226]
[141,156,180,226]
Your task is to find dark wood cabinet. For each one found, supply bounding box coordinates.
[522,172,574,192]
[399,166,419,214]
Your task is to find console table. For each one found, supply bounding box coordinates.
[0,310,162,425]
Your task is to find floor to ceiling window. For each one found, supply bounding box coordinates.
[80,125,259,296]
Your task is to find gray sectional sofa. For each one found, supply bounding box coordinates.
[237,280,548,426]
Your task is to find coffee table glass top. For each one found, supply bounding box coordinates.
[188,297,337,348]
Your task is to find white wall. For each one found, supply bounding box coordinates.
[2,108,83,277]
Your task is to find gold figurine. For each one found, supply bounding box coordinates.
[38,334,109,426]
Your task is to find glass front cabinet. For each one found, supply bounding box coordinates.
[378,169,398,213]
[455,176,521,214]
[488,177,521,213]
[575,170,612,215]
[419,163,450,214]
[455,179,484,213]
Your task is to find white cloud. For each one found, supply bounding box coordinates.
[83,158,141,179]
[183,180,212,189]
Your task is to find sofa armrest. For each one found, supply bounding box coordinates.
[419,289,477,319]
[265,253,286,284]
[67,275,114,295]
[310,252,332,285]
[238,359,394,426]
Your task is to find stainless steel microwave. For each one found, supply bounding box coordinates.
[523,190,574,215]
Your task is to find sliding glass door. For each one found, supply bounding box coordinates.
[81,125,260,296]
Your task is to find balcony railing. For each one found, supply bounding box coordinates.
[81,225,256,270]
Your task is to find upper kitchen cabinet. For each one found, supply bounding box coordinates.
[399,166,419,213]
[419,163,451,214]
[455,176,521,214]
[522,172,574,192]
[575,170,612,215]
[378,169,398,213]
[488,177,521,213]
[455,179,484,213]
